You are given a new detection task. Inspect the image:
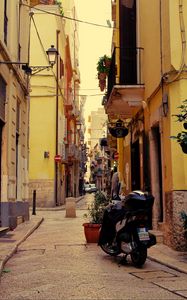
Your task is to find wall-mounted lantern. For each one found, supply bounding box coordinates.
[0,45,58,75]
[162,94,169,117]
[76,121,82,131]
[108,119,129,138]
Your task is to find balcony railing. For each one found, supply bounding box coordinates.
[67,144,80,160]
[107,47,144,99]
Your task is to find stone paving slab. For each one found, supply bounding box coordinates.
[0,196,187,278]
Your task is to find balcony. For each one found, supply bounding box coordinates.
[67,144,80,161]
[105,47,144,119]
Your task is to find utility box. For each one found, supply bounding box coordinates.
[65,197,76,218]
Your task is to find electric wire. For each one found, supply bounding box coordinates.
[30,13,66,102]
[28,12,107,100]
[30,93,105,98]
[22,3,114,29]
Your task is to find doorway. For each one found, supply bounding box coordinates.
[131,139,140,190]
[151,126,163,223]
[0,121,4,226]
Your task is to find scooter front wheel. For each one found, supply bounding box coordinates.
[130,246,147,267]
[100,243,121,256]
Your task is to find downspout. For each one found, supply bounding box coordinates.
[55,30,60,206]
[164,0,186,83]
[116,0,120,84]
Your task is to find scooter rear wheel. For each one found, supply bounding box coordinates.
[100,243,121,256]
[130,246,147,267]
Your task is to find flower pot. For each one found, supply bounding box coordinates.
[98,72,107,80]
[180,142,187,154]
[83,223,101,243]
[104,58,111,68]
[99,79,106,91]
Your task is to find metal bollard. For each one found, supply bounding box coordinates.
[32,190,36,215]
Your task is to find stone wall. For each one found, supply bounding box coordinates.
[164,191,187,251]
[1,201,29,229]
[29,179,55,207]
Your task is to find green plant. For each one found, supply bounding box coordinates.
[55,0,64,16]
[84,191,110,224]
[170,100,187,149]
[170,131,187,145]
[172,100,187,123]
[97,55,111,75]
[180,211,187,238]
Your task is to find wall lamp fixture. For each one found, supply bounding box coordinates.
[162,94,169,117]
[108,119,129,138]
[76,121,82,131]
[0,45,58,75]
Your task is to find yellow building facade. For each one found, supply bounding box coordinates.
[29,1,81,206]
[29,4,66,207]
[0,0,30,228]
[105,0,187,250]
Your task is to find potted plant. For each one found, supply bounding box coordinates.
[170,99,187,153]
[170,132,187,153]
[97,55,111,91]
[83,191,110,243]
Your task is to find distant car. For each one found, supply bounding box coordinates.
[84,183,97,193]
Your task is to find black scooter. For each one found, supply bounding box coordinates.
[98,191,156,267]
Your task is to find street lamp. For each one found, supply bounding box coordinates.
[46,45,58,66]
[76,121,82,131]
[0,45,58,75]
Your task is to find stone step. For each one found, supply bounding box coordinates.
[149,230,164,244]
[0,227,9,236]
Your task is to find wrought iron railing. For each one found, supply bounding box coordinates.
[107,47,144,99]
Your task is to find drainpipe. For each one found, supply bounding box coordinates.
[55,30,60,206]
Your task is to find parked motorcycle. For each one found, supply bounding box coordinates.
[98,190,156,267]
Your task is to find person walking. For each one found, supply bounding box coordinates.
[111,166,120,200]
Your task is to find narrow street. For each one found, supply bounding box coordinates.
[0,194,187,300]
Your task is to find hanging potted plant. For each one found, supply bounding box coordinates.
[99,79,106,92]
[103,55,111,68]
[170,99,187,154]
[83,191,110,243]
[170,132,187,153]
[97,55,111,91]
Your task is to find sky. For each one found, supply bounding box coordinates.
[74,0,112,130]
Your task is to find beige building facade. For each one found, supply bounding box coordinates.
[0,0,31,228]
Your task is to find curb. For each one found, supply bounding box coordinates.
[0,217,44,278]
[148,255,187,275]
[30,196,84,212]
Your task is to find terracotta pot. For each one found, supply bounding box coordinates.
[83,223,101,243]
[98,72,107,80]
[99,79,106,91]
